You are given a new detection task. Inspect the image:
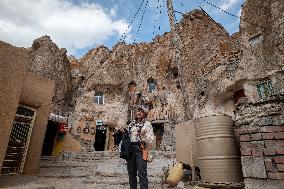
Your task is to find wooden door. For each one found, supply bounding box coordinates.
[1,105,36,174]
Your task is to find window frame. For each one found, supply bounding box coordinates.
[148,82,156,93]
[94,92,104,105]
[256,80,273,100]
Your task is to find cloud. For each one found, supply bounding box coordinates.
[237,8,242,17]
[0,0,130,54]
[220,0,239,11]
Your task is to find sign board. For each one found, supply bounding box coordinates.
[96,120,103,126]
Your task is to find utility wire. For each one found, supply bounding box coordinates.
[134,0,149,43]
[180,1,184,8]
[153,0,160,35]
[83,0,148,86]
[174,0,278,65]
[199,0,282,36]
[174,10,186,16]
[198,7,264,65]
[120,0,146,42]
[44,1,149,108]
[159,0,166,32]
[47,0,271,108]
[199,6,269,63]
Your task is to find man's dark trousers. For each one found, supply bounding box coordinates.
[126,144,148,189]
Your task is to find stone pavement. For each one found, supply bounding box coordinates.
[0,151,196,189]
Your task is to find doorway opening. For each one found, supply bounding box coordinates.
[41,120,59,156]
[94,126,107,151]
[152,123,164,150]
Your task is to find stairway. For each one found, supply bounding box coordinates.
[0,151,177,189]
[37,151,175,189]
[1,140,26,175]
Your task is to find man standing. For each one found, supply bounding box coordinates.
[126,106,155,189]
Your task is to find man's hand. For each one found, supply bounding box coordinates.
[119,128,126,132]
[140,130,146,136]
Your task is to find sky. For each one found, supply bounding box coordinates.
[0,0,244,58]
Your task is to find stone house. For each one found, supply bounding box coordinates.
[0,0,283,188]
[0,41,55,174]
[66,0,284,188]
[68,9,238,152]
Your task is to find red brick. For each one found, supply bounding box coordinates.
[240,135,251,142]
[267,172,284,180]
[277,126,284,132]
[260,126,284,133]
[264,149,276,156]
[265,140,284,148]
[273,157,284,164]
[236,128,258,135]
[241,149,252,156]
[262,133,274,140]
[241,141,264,149]
[267,172,278,180]
[269,172,284,180]
[234,128,242,137]
[275,132,284,139]
[277,172,284,179]
[251,133,262,141]
[264,159,274,172]
[275,148,284,155]
[252,149,263,157]
[276,164,284,172]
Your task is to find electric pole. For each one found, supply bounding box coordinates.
[166,0,191,120]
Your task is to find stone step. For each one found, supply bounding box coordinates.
[33,186,56,189]
[40,151,175,162]
[83,177,163,186]
[36,151,176,189]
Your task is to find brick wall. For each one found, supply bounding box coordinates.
[235,92,284,182]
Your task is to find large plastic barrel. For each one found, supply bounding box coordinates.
[195,115,242,183]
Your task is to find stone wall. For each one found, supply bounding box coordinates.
[66,2,283,187]
[28,36,73,116]
[231,0,284,187]
[69,9,238,151]
[71,9,237,121]
[238,0,284,80]
[235,73,284,188]
[0,40,55,174]
[0,41,30,170]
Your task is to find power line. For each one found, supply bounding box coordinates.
[174,10,186,16]
[159,0,166,32]
[120,0,146,42]
[83,0,149,88]
[153,0,160,35]
[54,1,150,109]
[198,0,282,36]
[40,1,182,108]
[180,1,184,8]
[134,0,149,43]
[174,0,280,64]
[198,7,265,66]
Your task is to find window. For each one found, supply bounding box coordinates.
[256,80,273,100]
[249,34,263,47]
[233,89,246,104]
[147,78,157,93]
[93,92,104,104]
[148,83,156,93]
[172,67,179,79]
